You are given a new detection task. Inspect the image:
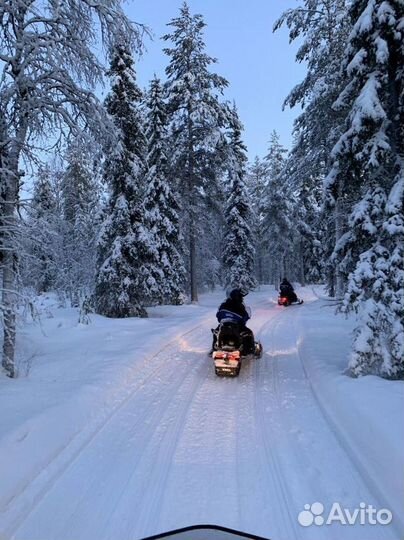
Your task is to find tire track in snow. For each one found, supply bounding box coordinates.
[0,321,211,538]
[149,356,248,535]
[258,303,398,540]
[132,310,278,537]
[289,304,402,539]
[123,351,210,539]
[254,310,300,540]
[51,332,210,540]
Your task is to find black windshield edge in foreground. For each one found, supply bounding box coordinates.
[140,524,271,540]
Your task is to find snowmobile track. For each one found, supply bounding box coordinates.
[128,359,209,538]
[289,305,404,537]
[258,303,398,540]
[254,311,300,540]
[0,322,210,537]
[56,345,210,540]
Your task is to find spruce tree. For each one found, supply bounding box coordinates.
[61,136,100,305]
[94,46,148,318]
[222,107,257,292]
[328,0,404,378]
[284,139,325,286]
[262,131,293,287]
[62,137,98,224]
[27,165,58,293]
[144,76,185,305]
[248,156,269,284]
[275,0,351,294]
[163,2,230,301]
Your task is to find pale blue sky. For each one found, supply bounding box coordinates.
[124,0,305,159]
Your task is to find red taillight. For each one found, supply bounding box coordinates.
[213,351,240,360]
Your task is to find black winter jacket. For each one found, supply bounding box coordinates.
[217,298,249,321]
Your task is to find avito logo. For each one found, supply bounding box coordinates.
[298,502,393,527]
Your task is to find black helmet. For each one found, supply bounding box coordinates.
[229,288,247,302]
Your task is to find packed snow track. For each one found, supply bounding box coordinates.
[0,292,401,540]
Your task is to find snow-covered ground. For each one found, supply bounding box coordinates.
[0,286,403,540]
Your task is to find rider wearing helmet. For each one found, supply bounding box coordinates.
[279,278,298,303]
[211,288,255,354]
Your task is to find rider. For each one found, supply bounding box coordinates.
[279,278,298,303]
[211,288,255,354]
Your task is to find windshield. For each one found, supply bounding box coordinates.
[141,525,269,540]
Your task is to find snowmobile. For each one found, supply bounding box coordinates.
[211,312,263,377]
[277,294,304,307]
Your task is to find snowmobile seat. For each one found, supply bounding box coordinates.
[217,322,241,351]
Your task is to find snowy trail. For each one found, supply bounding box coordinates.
[255,304,398,540]
[0,296,400,540]
[0,324,210,539]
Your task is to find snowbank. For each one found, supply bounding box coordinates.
[297,301,404,534]
[0,292,221,514]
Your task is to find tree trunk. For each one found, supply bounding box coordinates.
[187,98,198,303]
[1,123,27,377]
[1,5,30,377]
[274,261,281,291]
[328,268,336,298]
[258,250,263,285]
[1,163,19,378]
[280,253,286,283]
[189,221,198,302]
[2,258,16,378]
[300,244,306,287]
[335,195,345,298]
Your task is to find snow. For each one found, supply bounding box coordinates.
[351,0,376,37]
[375,36,389,64]
[386,175,404,215]
[299,299,404,529]
[376,2,397,25]
[351,74,386,127]
[0,287,403,540]
[347,48,368,75]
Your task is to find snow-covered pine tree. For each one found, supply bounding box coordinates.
[327,0,404,378]
[25,165,58,293]
[61,136,101,305]
[283,137,325,286]
[163,2,230,302]
[261,131,293,288]
[275,0,351,294]
[248,156,269,284]
[0,1,140,376]
[62,137,99,224]
[222,107,257,293]
[144,76,185,305]
[94,46,150,318]
[195,132,228,293]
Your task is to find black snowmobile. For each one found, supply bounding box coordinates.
[277,295,304,307]
[277,281,303,307]
[211,307,262,377]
